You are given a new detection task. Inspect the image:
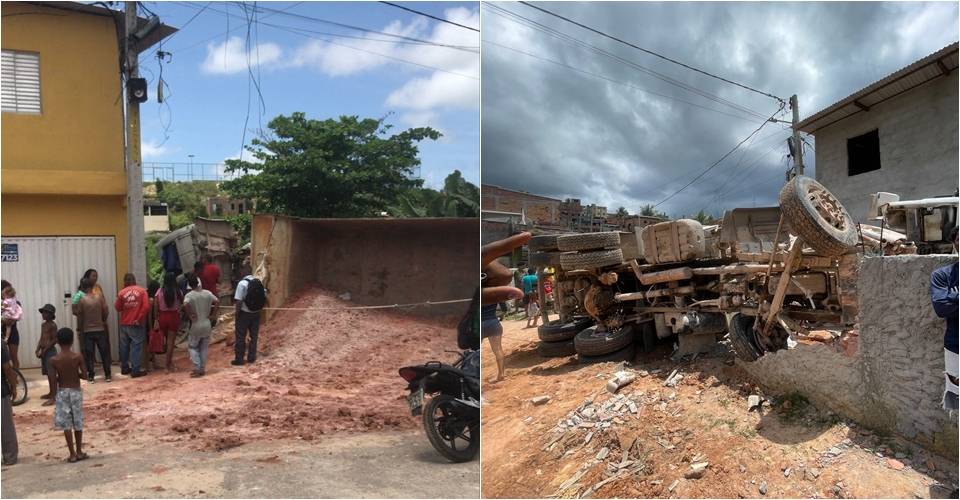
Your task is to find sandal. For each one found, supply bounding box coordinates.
[67,455,78,463]
[77,452,89,461]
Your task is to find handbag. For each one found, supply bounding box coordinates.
[148,323,166,354]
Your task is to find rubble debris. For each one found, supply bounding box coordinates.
[748,395,763,411]
[886,459,905,471]
[338,292,351,301]
[806,468,821,480]
[668,479,680,492]
[685,462,709,479]
[606,371,638,394]
[531,395,551,406]
[759,482,768,495]
[664,369,684,387]
[784,467,792,478]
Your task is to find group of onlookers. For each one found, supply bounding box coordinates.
[0,254,268,466]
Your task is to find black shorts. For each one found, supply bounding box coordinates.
[6,322,19,345]
[40,347,56,375]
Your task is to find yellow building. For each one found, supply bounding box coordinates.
[1,2,174,367]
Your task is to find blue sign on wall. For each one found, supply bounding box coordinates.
[1,244,18,262]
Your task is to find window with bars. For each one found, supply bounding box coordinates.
[1,50,41,114]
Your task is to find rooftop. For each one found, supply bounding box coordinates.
[796,42,958,134]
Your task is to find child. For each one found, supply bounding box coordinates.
[35,304,59,406]
[49,328,87,463]
[526,293,541,328]
[1,287,22,344]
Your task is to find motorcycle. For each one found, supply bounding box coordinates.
[398,350,480,463]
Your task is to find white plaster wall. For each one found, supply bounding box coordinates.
[813,72,959,222]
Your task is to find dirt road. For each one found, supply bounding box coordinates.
[3,287,478,498]
[480,318,958,499]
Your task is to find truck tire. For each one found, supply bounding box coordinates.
[538,339,577,358]
[578,343,636,364]
[728,313,762,362]
[779,175,858,257]
[574,325,635,356]
[638,321,659,354]
[528,235,560,252]
[557,232,621,252]
[538,317,593,342]
[529,251,565,268]
[560,249,624,270]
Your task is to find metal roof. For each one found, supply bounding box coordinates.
[797,42,959,134]
[20,2,177,53]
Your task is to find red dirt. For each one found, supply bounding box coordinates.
[481,319,959,499]
[18,285,460,451]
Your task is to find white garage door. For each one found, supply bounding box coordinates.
[1,236,119,369]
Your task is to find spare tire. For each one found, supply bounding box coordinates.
[557,232,621,252]
[779,175,857,257]
[538,316,594,342]
[574,325,635,356]
[528,235,561,252]
[538,339,577,358]
[578,343,636,364]
[728,313,762,362]
[560,249,624,270]
[529,251,566,268]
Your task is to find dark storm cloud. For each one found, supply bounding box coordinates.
[481,2,959,217]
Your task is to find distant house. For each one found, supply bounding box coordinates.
[143,200,170,232]
[481,184,561,225]
[207,196,255,217]
[797,43,959,221]
[618,215,665,232]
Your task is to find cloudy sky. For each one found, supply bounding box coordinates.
[137,1,478,189]
[481,1,958,218]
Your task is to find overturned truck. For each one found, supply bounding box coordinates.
[530,176,866,363]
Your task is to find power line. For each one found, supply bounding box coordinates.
[236,1,477,52]
[517,1,785,103]
[158,1,211,45]
[484,3,769,122]
[484,40,764,124]
[379,1,478,32]
[653,104,785,208]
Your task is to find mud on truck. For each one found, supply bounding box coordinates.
[529,176,869,363]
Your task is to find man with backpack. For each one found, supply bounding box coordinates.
[232,275,266,366]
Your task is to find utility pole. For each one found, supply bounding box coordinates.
[124,2,147,286]
[789,94,805,179]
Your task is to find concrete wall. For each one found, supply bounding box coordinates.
[813,72,959,222]
[253,216,479,318]
[740,255,959,456]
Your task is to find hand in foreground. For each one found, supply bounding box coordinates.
[482,232,532,306]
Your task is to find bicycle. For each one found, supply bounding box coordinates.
[11,367,27,406]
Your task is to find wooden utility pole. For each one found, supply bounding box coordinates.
[124,2,147,286]
[789,94,805,179]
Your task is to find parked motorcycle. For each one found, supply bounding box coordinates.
[399,350,480,463]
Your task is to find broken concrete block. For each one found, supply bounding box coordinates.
[887,458,905,471]
[748,395,762,410]
[668,479,680,492]
[531,395,551,406]
[606,371,637,394]
[684,462,709,479]
[759,482,768,495]
[596,447,610,460]
[664,369,684,387]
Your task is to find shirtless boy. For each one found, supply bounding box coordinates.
[49,328,87,463]
[35,304,58,406]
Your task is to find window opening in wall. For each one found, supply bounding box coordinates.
[847,129,881,176]
[1,50,41,114]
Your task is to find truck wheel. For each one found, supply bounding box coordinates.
[538,339,577,358]
[638,321,658,354]
[779,176,858,257]
[529,251,565,268]
[538,317,593,342]
[560,249,624,270]
[528,235,560,252]
[574,325,635,356]
[578,343,636,364]
[728,314,763,362]
[557,232,621,252]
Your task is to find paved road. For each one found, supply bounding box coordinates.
[2,427,478,498]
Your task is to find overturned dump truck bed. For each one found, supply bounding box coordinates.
[155,217,245,298]
[529,176,867,363]
[251,216,479,318]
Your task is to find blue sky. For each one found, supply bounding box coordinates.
[136,1,479,189]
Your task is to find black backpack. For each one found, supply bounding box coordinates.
[457,287,481,350]
[243,278,267,312]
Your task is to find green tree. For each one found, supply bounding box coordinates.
[640,204,670,219]
[616,206,629,218]
[388,170,479,218]
[692,209,717,225]
[221,113,440,218]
